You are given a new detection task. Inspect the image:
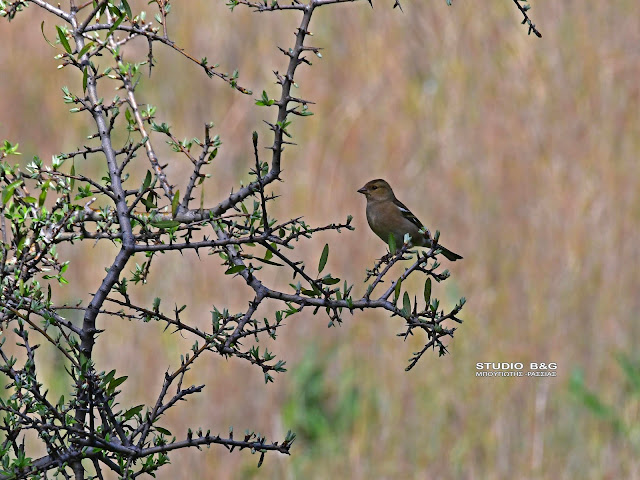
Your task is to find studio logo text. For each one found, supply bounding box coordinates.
[475,362,557,377]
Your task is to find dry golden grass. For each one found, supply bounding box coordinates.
[1,0,640,478]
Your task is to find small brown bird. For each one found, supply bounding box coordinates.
[358,179,462,262]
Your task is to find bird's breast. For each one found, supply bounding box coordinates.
[366,202,393,241]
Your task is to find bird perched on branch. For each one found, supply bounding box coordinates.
[357,179,462,262]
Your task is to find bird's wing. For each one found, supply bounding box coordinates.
[393,198,425,230]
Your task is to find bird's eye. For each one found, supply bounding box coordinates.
[371,186,377,190]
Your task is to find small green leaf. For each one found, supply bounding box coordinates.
[41,21,56,48]
[56,26,72,54]
[122,404,144,421]
[171,189,180,217]
[255,90,275,107]
[388,233,396,254]
[121,0,132,19]
[150,220,180,229]
[107,12,125,38]
[1,140,21,155]
[318,243,329,273]
[394,279,402,305]
[77,41,94,59]
[39,180,50,207]
[2,179,23,204]
[103,370,116,385]
[322,276,341,285]
[2,186,14,204]
[108,375,128,392]
[82,66,88,93]
[142,170,152,191]
[402,291,411,317]
[225,265,246,275]
[70,161,75,191]
[16,236,26,257]
[424,278,431,306]
[142,191,157,211]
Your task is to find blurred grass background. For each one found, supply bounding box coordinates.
[1,0,639,478]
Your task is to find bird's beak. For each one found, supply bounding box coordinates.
[357,186,367,194]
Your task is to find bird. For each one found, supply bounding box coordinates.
[357,179,462,262]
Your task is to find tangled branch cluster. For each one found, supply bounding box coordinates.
[0,0,545,476]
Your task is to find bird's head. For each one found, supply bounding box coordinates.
[357,179,395,202]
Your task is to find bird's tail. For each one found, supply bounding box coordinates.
[437,245,463,262]
[421,234,463,261]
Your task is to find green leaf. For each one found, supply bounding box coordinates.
[39,180,50,207]
[122,404,144,421]
[150,220,180,229]
[225,265,246,275]
[41,21,56,48]
[402,292,411,317]
[82,66,88,93]
[388,233,396,254]
[142,170,152,191]
[108,375,128,392]
[255,90,275,107]
[2,186,14,204]
[424,278,432,307]
[77,41,94,59]
[107,12,125,38]
[1,140,21,155]
[103,370,116,386]
[70,161,75,191]
[318,243,329,273]
[393,279,402,305]
[155,426,172,436]
[171,190,180,218]
[16,236,26,256]
[56,26,72,54]
[151,121,170,134]
[121,0,132,19]
[2,179,22,204]
[142,192,157,211]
